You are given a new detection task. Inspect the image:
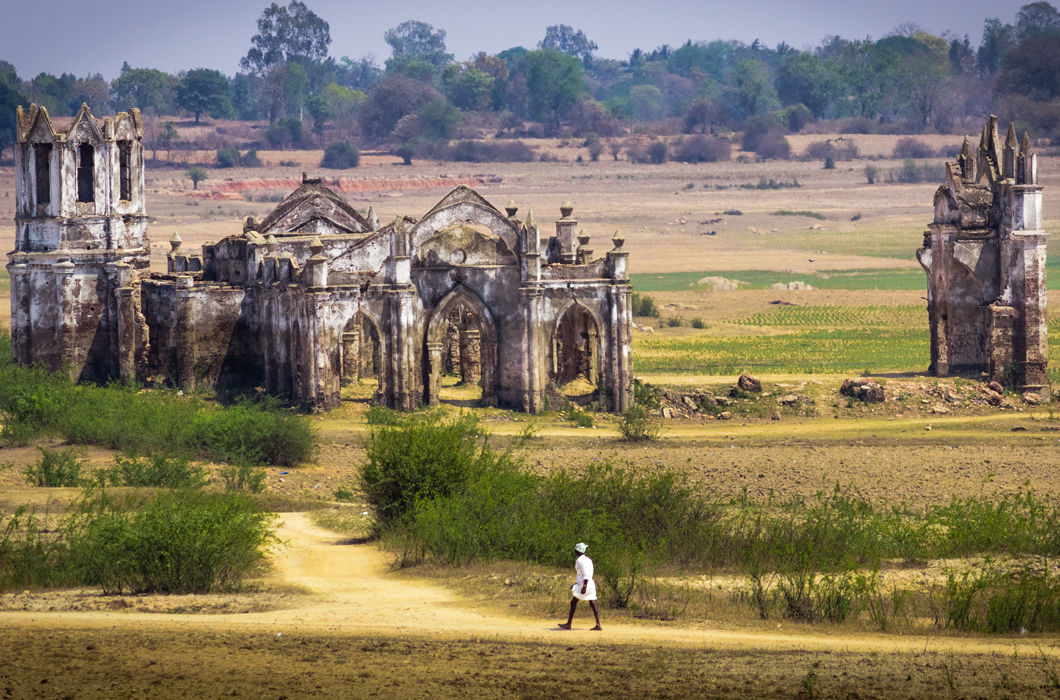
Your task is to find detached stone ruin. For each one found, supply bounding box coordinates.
[918,116,1049,399]
[8,104,634,412]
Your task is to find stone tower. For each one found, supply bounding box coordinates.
[917,116,1048,398]
[7,104,149,382]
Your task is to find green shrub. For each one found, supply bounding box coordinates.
[630,292,660,318]
[564,404,594,428]
[633,380,662,410]
[361,413,515,529]
[67,490,276,594]
[221,464,267,493]
[24,447,85,487]
[0,338,314,468]
[648,141,668,164]
[102,455,207,489]
[0,506,68,590]
[691,318,705,329]
[365,405,405,426]
[216,146,241,168]
[619,404,659,442]
[321,141,360,169]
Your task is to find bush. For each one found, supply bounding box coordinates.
[221,464,267,493]
[216,147,241,168]
[0,340,314,467]
[360,413,516,529]
[442,140,536,163]
[753,131,792,160]
[67,490,276,594]
[321,141,360,169]
[102,455,207,489]
[630,292,660,318]
[564,404,594,428]
[892,137,934,159]
[804,139,858,162]
[241,149,263,168]
[894,159,938,184]
[186,166,207,190]
[619,404,659,442]
[864,165,879,184]
[648,141,668,164]
[672,135,731,163]
[24,447,85,487]
[395,144,414,165]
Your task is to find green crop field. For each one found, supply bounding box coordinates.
[635,307,1060,383]
[632,258,1060,293]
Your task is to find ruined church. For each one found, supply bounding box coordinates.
[8,104,634,412]
[918,116,1049,398]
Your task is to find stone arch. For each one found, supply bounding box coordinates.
[340,310,385,401]
[412,203,520,257]
[550,300,603,390]
[425,286,498,406]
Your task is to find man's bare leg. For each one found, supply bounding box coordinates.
[589,600,602,630]
[558,598,578,629]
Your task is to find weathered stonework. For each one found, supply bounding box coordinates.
[917,116,1048,397]
[8,105,634,413]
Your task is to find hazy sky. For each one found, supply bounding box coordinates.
[0,0,1034,80]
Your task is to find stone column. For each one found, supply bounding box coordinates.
[426,341,443,406]
[460,329,481,385]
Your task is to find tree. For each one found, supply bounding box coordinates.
[416,98,462,140]
[187,166,207,190]
[177,69,234,123]
[538,24,598,64]
[727,59,779,118]
[629,84,664,121]
[1017,1,1060,38]
[441,65,494,110]
[998,35,1060,99]
[241,1,331,74]
[977,18,1016,75]
[523,49,586,134]
[360,74,441,140]
[0,69,25,159]
[384,20,453,69]
[110,64,176,114]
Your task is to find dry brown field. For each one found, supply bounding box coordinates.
[2,139,1060,697]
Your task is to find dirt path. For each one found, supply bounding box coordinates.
[6,515,1060,697]
[4,513,1059,657]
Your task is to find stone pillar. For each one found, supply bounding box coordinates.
[342,328,360,380]
[426,341,443,406]
[54,260,76,379]
[7,259,30,365]
[460,329,481,385]
[521,287,544,413]
[175,278,197,392]
[988,305,1016,385]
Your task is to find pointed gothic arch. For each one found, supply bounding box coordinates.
[425,286,498,406]
[550,300,603,391]
[340,309,385,402]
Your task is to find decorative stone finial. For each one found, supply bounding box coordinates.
[169,232,182,252]
[577,234,590,247]
[266,234,278,253]
[524,209,535,229]
[1005,122,1019,149]
[611,231,625,249]
[309,236,324,255]
[560,201,574,218]
[1020,131,1035,156]
[506,200,518,217]
[366,206,379,230]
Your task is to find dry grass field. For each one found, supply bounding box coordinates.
[2,136,1060,697]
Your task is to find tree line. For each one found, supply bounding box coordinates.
[2,0,1059,158]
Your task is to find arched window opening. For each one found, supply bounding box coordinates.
[118,140,132,201]
[551,304,600,398]
[76,144,95,203]
[33,143,52,207]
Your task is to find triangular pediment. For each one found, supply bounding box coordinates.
[423,185,506,220]
[26,105,57,143]
[252,179,371,235]
[68,104,103,146]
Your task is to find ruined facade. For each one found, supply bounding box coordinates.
[917,116,1048,397]
[8,105,634,413]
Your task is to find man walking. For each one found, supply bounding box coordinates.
[558,542,601,630]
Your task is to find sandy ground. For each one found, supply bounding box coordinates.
[4,513,1060,698]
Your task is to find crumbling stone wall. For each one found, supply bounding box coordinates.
[9,105,634,414]
[917,116,1048,398]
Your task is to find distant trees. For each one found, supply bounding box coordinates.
[524,49,585,134]
[110,63,177,114]
[176,69,234,123]
[384,20,453,73]
[539,25,598,64]
[0,62,24,157]
[240,1,331,73]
